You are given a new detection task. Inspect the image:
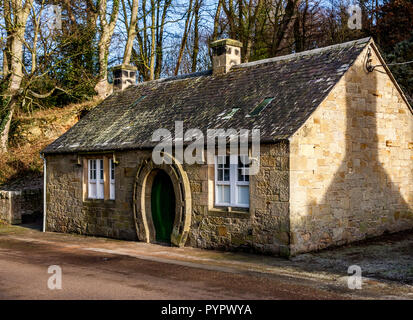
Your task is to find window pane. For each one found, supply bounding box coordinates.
[88,182,96,199]
[217,185,230,204]
[110,182,115,200]
[110,159,115,180]
[237,185,249,205]
[223,169,230,181]
[249,97,275,116]
[217,155,230,167]
[238,156,250,182]
[224,156,230,168]
[97,181,104,199]
[89,160,96,180]
[99,160,104,180]
[217,169,223,181]
[238,168,243,181]
[110,159,115,200]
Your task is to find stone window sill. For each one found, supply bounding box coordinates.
[208,207,250,219]
[83,199,116,207]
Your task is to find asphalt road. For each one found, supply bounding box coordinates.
[0,235,348,300]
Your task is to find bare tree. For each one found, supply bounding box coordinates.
[191,0,202,72]
[154,0,172,79]
[211,0,222,41]
[221,0,265,62]
[1,0,34,152]
[121,0,139,65]
[95,0,120,98]
[174,0,193,75]
[133,0,173,81]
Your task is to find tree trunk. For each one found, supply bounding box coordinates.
[191,0,201,72]
[0,0,33,153]
[212,0,222,41]
[122,0,140,65]
[0,99,16,153]
[174,0,194,76]
[95,0,120,98]
[95,33,112,97]
[154,0,172,79]
[149,0,156,80]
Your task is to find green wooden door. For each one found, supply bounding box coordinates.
[151,170,176,243]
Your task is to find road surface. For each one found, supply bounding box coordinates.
[0,232,346,300]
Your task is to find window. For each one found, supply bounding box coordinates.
[86,157,115,200]
[215,155,250,208]
[248,97,275,117]
[88,159,104,199]
[110,159,115,200]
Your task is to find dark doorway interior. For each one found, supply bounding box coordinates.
[151,170,176,243]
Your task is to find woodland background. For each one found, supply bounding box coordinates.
[0,0,412,184]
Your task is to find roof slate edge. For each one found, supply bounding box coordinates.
[286,38,372,142]
[234,37,371,69]
[369,42,413,114]
[134,70,212,87]
[41,138,288,155]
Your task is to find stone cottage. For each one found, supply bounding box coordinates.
[42,37,413,256]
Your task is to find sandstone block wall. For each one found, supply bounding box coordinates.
[45,151,151,240]
[46,142,290,256]
[186,142,290,256]
[0,188,42,224]
[289,44,413,255]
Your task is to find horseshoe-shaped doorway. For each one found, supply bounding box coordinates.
[133,155,192,247]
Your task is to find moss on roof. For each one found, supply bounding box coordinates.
[43,38,371,154]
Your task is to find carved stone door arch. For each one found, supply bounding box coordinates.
[133,154,192,247]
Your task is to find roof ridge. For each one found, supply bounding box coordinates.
[133,70,212,87]
[128,37,371,87]
[234,37,372,69]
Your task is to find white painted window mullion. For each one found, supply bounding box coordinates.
[110,159,115,200]
[230,155,237,206]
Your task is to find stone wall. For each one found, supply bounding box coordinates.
[289,43,413,255]
[45,151,151,240]
[0,188,42,224]
[186,142,290,256]
[46,142,290,256]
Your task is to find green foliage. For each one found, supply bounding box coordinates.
[385,33,413,104]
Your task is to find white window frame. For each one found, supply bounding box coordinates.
[109,159,115,200]
[88,159,104,199]
[214,155,250,208]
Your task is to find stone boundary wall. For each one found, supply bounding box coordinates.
[0,188,42,224]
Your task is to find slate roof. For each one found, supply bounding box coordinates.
[43,37,371,154]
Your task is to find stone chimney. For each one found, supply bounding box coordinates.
[210,39,242,75]
[113,64,137,91]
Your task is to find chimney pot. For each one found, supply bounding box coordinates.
[210,39,243,75]
[113,64,137,91]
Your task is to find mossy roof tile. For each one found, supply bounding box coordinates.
[43,38,370,154]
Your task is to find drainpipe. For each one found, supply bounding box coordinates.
[40,153,47,232]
